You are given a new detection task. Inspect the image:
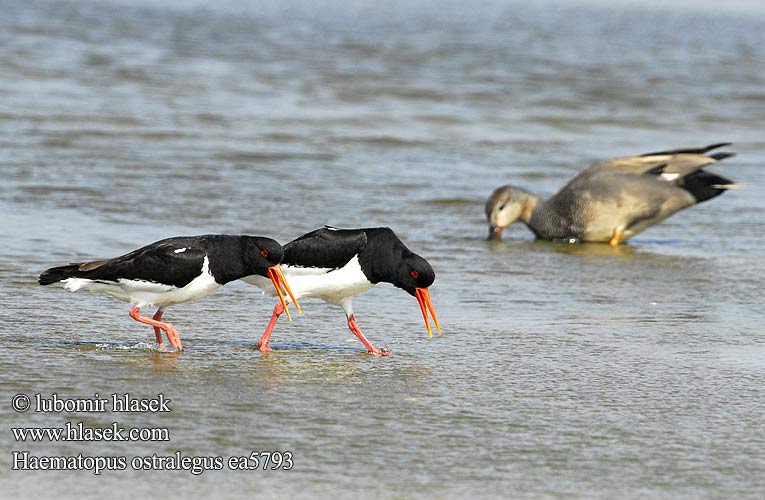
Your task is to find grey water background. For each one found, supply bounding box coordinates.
[1,0,764,498]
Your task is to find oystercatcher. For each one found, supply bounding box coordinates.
[486,142,739,245]
[39,234,299,351]
[242,226,441,356]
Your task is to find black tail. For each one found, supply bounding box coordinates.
[641,142,732,157]
[709,152,736,161]
[39,264,82,285]
[681,171,736,204]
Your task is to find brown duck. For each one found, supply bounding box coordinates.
[485,143,739,245]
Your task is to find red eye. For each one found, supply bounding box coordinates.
[261,249,269,257]
[410,271,419,279]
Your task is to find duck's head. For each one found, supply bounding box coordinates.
[485,185,534,240]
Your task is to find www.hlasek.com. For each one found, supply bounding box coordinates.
[13,422,169,442]
[10,393,294,474]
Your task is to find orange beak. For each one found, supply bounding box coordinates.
[415,287,441,338]
[267,265,301,322]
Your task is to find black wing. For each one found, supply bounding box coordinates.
[283,227,368,269]
[639,142,732,157]
[39,236,209,288]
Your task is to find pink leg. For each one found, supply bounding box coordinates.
[129,306,183,351]
[152,308,164,345]
[258,302,284,352]
[347,314,390,356]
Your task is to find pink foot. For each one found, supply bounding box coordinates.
[257,302,284,353]
[347,314,390,356]
[258,342,272,352]
[129,307,183,352]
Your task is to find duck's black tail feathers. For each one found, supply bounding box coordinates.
[709,152,736,161]
[681,171,737,204]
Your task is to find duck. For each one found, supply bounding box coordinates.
[485,143,738,245]
[242,226,440,356]
[38,234,298,350]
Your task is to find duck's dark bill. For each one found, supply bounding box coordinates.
[415,287,441,338]
[268,266,301,321]
[488,225,503,240]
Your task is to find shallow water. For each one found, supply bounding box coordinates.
[1,0,764,498]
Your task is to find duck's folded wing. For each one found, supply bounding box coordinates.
[283,227,368,270]
[581,142,734,179]
[567,143,737,210]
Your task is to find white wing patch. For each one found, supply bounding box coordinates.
[174,247,187,253]
[660,173,680,181]
[63,278,103,293]
[283,265,335,277]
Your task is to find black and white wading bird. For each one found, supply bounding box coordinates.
[485,143,740,245]
[242,226,441,356]
[39,235,299,351]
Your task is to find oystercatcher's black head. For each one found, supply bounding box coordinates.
[243,237,284,276]
[360,228,442,337]
[391,252,435,296]
[394,251,441,338]
[243,236,300,318]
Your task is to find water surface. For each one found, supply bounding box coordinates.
[1,1,764,498]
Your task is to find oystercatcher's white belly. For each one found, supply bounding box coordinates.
[243,256,373,305]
